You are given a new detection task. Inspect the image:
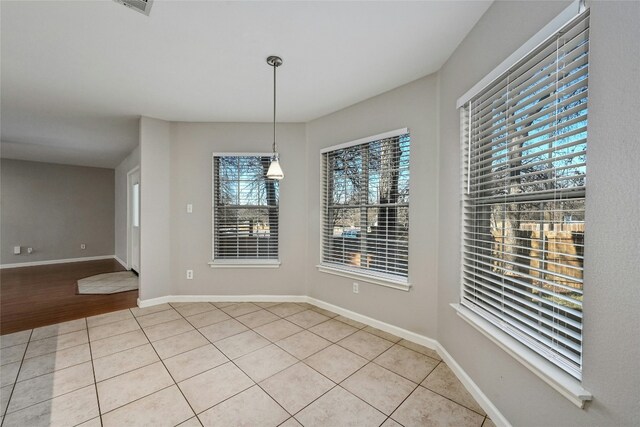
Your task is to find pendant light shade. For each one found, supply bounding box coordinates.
[266,55,284,180]
[266,155,284,180]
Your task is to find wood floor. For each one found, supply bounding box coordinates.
[1,259,138,335]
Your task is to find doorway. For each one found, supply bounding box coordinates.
[127,167,141,274]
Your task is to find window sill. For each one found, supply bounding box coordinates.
[451,303,592,408]
[316,264,411,291]
[209,260,280,268]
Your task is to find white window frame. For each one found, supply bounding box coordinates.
[453,0,593,408]
[209,152,280,268]
[317,128,411,291]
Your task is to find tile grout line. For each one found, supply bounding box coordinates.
[14,342,102,385]
[92,344,162,383]
[332,334,394,361]
[0,329,33,426]
[3,363,100,418]
[128,308,199,424]
[2,319,84,343]
[289,383,341,422]
[383,358,489,423]
[288,342,394,420]
[20,328,89,357]
[302,353,389,417]
[3,379,97,420]
[85,310,146,330]
[96,383,178,420]
[405,357,488,416]
[381,366,426,425]
[210,304,388,423]
[84,316,104,427]
[6,338,197,425]
[182,304,296,347]
[155,342,211,366]
[283,318,433,423]
[284,347,398,425]
[2,320,100,420]
[230,308,362,362]
[84,309,191,423]
[367,344,440,385]
[219,309,337,417]
[418,380,487,417]
[208,358,292,421]
[182,313,234,332]
[176,304,288,419]
[170,303,294,421]
[91,338,149,361]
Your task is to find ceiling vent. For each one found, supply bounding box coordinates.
[113,0,153,16]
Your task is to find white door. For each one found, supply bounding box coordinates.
[129,169,141,273]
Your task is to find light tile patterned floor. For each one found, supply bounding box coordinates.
[77,271,138,294]
[0,302,495,427]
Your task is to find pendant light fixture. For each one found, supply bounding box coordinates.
[266,55,284,180]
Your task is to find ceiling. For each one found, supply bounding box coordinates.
[1,0,491,168]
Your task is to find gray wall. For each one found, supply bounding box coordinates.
[169,122,308,296]
[306,74,440,338]
[0,159,115,264]
[140,117,172,300]
[139,119,308,299]
[114,145,140,265]
[582,3,640,424]
[437,1,640,426]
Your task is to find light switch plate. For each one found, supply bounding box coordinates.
[187,204,193,213]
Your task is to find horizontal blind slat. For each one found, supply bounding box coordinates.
[462,268,583,319]
[462,288,582,343]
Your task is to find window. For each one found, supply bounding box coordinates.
[132,183,140,228]
[320,129,410,286]
[212,154,279,264]
[460,10,589,379]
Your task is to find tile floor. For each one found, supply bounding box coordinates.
[77,272,139,295]
[0,302,495,427]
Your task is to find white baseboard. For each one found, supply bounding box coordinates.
[137,296,173,307]
[137,294,307,308]
[113,255,128,269]
[437,343,511,427]
[0,255,116,269]
[135,293,508,426]
[306,297,440,351]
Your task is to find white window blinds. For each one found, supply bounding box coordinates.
[321,130,410,282]
[212,155,279,261]
[461,10,589,379]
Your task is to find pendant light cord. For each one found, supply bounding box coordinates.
[273,61,277,155]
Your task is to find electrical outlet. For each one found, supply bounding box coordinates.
[80,244,86,250]
[187,203,193,213]
[13,246,20,255]
[353,282,359,294]
[27,247,33,254]
[186,269,194,280]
